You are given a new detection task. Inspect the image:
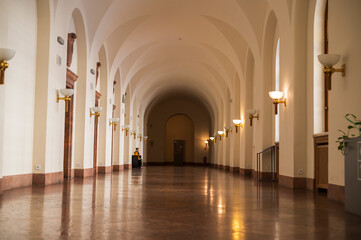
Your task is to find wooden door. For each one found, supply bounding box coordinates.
[93,91,101,174]
[314,134,329,190]
[63,69,78,178]
[174,140,184,166]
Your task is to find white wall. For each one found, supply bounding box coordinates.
[0,0,37,177]
[328,0,361,186]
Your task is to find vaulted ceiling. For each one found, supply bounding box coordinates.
[57,0,289,116]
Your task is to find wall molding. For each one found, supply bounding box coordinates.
[74,168,93,178]
[328,183,345,203]
[279,175,306,189]
[33,172,63,186]
[113,165,124,171]
[98,166,112,174]
[1,174,33,192]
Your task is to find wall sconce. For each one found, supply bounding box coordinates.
[137,134,143,142]
[269,91,286,115]
[209,136,215,143]
[90,106,102,117]
[122,125,129,136]
[131,131,137,140]
[318,54,346,91]
[232,119,245,133]
[109,118,120,130]
[217,131,225,141]
[57,89,74,112]
[0,48,16,85]
[224,127,232,137]
[204,140,208,148]
[246,109,259,126]
[143,136,148,142]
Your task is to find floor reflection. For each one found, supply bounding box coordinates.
[0,166,360,239]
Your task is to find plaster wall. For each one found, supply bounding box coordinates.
[0,0,37,176]
[328,0,361,186]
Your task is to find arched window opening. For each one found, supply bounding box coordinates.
[275,38,280,142]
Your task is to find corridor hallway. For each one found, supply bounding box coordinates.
[1,166,361,240]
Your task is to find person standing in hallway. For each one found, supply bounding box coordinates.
[134,148,143,167]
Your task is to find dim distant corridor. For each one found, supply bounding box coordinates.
[1,166,361,239]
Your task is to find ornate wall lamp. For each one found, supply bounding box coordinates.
[109,118,120,130]
[122,125,129,136]
[269,91,286,115]
[224,127,232,137]
[90,106,102,118]
[0,48,16,85]
[246,109,259,126]
[217,131,225,141]
[143,136,148,142]
[137,134,143,142]
[209,136,215,143]
[57,89,74,112]
[131,131,137,140]
[204,140,208,148]
[232,118,245,133]
[318,54,346,91]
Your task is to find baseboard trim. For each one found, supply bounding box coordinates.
[279,175,306,189]
[229,167,239,173]
[33,172,63,186]
[113,165,124,171]
[239,168,252,176]
[143,162,209,166]
[306,178,315,191]
[98,166,112,174]
[2,173,33,191]
[328,183,345,203]
[124,164,132,169]
[74,168,93,178]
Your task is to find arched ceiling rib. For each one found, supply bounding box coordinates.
[65,0,287,123]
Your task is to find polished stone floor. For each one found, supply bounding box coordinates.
[1,166,361,239]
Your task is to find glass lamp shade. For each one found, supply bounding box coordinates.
[110,118,120,123]
[92,106,102,113]
[246,109,257,116]
[204,140,208,144]
[144,136,148,139]
[60,88,74,97]
[269,91,284,100]
[318,54,340,66]
[233,119,242,125]
[209,137,215,141]
[218,131,224,135]
[0,48,16,61]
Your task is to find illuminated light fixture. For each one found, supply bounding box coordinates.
[122,125,130,136]
[217,131,225,141]
[131,131,137,139]
[209,137,215,143]
[109,118,120,131]
[204,140,208,148]
[137,134,143,142]
[90,106,102,117]
[269,91,286,115]
[57,89,74,112]
[0,48,16,85]
[246,109,259,126]
[143,136,148,142]
[224,127,232,137]
[232,118,245,133]
[318,54,346,91]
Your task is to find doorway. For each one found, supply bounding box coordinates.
[165,114,194,164]
[63,69,78,178]
[174,140,185,165]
